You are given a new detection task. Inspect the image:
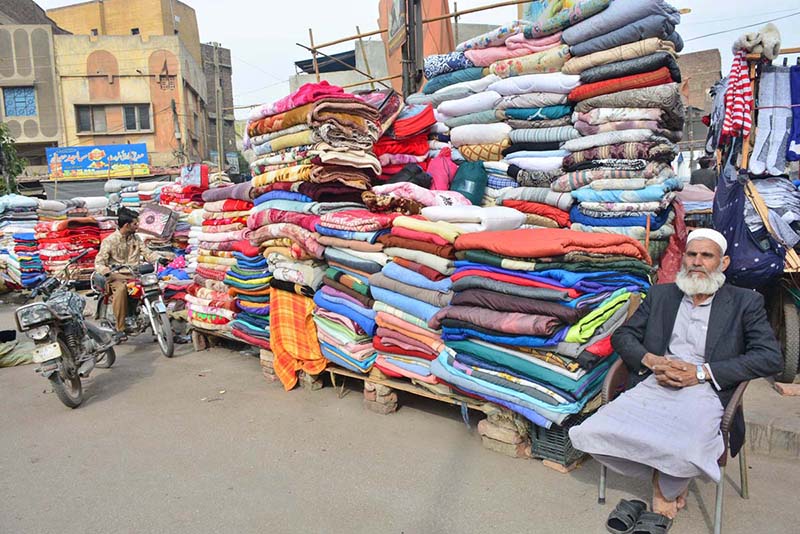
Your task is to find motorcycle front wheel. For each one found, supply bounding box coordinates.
[154,312,174,358]
[50,341,83,408]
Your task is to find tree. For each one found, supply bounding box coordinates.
[0,123,26,195]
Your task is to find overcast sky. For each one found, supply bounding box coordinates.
[38,0,800,119]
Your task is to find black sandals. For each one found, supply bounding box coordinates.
[631,511,673,534]
[606,499,648,534]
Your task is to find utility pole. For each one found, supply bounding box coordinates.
[401,0,424,97]
[212,42,225,173]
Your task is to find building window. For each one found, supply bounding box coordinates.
[159,75,176,91]
[3,87,37,117]
[90,28,98,36]
[131,28,140,35]
[75,105,106,133]
[123,104,151,131]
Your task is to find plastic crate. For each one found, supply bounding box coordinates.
[530,414,588,466]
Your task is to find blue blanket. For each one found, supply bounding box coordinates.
[313,291,376,335]
[254,191,312,205]
[370,286,441,323]
[570,204,672,230]
[315,225,388,244]
[381,262,452,293]
[571,178,682,203]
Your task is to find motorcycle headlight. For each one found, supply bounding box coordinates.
[141,273,159,287]
[26,325,51,341]
[15,304,53,330]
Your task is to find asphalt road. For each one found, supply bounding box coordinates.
[1,321,799,533]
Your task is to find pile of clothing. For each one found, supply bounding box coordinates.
[0,195,45,288]
[559,0,685,263]
[431,228,653,429]
[104,180,138,210]
[371,100,436,182]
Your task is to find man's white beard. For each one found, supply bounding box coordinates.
[675,265,726,296]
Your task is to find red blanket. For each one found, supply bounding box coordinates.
[454,228,651,263]
[568,67,675,102]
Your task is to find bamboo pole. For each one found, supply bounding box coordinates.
[341,74,401,89]
[355,25,375,90]
[296,43,392,89]
[309,0,530,51]
[308,28,320,83]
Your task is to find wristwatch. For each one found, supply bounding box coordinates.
[696,365,707,384]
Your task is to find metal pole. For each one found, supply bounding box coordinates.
[213,43,225,173]
[355,25,375,90]
[308,29,320,83]
[688,104,695,174]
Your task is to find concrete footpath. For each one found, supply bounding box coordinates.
[1,331,799,534]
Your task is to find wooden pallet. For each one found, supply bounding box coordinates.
[307,365,588,470]
[189,325,244,352]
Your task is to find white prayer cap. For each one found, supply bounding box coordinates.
[687,229,728,255]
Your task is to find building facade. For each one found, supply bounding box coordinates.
[54,33,208,167]
[201,42,236,167]
[46,0,202,65]
[0,24,63,175]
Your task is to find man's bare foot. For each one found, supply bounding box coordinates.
[652,471,679,519]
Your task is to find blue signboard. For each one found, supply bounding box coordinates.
[46,144,150,180]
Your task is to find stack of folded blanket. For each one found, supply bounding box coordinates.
[187,186,253,332]
[0,194,43,288]
[159,182,204,215]
[432,227,653,430]
[312,209,396,374]
[225,239,272,350]
[137,182,171,206]
[104,179,138,210]
[554,0,686,263]
[35,218,102,282]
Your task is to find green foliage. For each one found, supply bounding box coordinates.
[0,123,26,195]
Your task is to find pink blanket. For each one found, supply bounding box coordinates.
[465,32,563,67]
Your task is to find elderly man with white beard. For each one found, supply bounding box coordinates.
[569,229,782,533]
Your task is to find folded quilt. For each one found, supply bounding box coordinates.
[495,92,568,109]
[369,272,453,308]
[563,37,676,76]
[562,0,680,45]
[574,83,684,131]
[422,68,486,95]
[563,142,678,167]
[252,130,318,156]
[571,177,682,203]
[568,67,676,102]
[488,72,581,96]
[393,215,464,243]
[498,200,570,227]
[575,120,669,137]
[450,123,512,147]
[420,205,526,232]
[371,182,470,207]
[423,51,475,79]
[570,14,682,58]
[201,182,254,203]
[455,20,526,52]
[248,80,344,122]
[570,223,674,240]
[496,187,574,211]
[248,101,315,137]
[580,51,680,84]
[370,286,441,323]
[451,288,583,324]
[501,105,572,121]
[320,209,396,232]
[489,45,571,78]
[508,126,580,144]
[522,0,612,39]
[459,140,512,162]
[465,32,563,67]
[438,90,502,117]
[442,109,500,129]
[570,205,673,230]
[384,247,455,276]
[561,128,669,152]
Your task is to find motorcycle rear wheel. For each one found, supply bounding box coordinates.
[154,312,174,358]
[50,341,83,408]
[96,346,116,369]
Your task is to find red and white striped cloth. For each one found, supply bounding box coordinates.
[721,50,753,139]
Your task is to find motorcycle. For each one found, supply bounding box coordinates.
[92,262,174,358]
[15,250,117,409]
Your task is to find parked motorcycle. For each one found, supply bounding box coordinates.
[15,250,117,409]
[92,262,174,358]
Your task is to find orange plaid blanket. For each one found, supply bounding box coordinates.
[270,286,326,390]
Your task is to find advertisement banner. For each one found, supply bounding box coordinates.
[46,144,150,180]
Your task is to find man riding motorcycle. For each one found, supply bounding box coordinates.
[93,207,167,341]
